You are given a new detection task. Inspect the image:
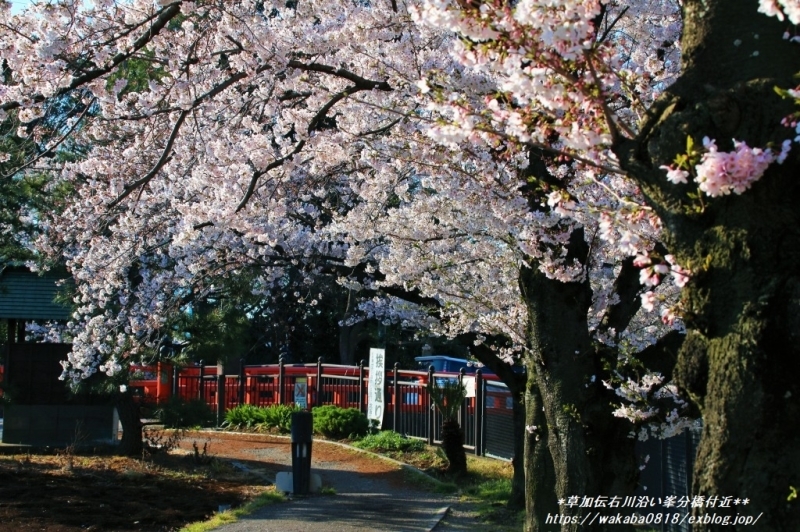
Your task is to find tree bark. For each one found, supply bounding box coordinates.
[615,2,800,529]
[116,392,143,456]
[441,417,468,475]
[519,234,638,531]
[508,387,528,511]
[339,317,366,365]
[524,378,559,532]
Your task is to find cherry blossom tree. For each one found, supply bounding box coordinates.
[410,0,800,530]
[0,0,762,530]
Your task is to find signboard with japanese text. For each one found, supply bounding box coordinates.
[367,348,385,428]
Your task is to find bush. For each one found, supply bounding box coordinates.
[224,404,303,433]
[259,404,304,433]
[224,404,267,429]
[353,430,425,453]
[155,397,215,429]
[311,405,369,440]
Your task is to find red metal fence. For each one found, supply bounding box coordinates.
[129,358,515,459]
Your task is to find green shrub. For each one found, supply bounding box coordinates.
[155,397,215,428]
[353,430,425,453]
[224,404,267,429]
[224,404,303,433]
[311,405,368,440]
[259,404,304,433]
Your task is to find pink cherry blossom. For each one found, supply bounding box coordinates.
[659,165,690,185]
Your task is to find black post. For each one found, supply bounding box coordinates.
[172,364,179,398]
[216,372,225,427]
[427,364,435,446]
[238,357,246,406]
[278,356,285,405]
[475,369,484,456]
[459,367,467,429]
[316,357,323,407]
[393,362,400,432]
[358,359,365,413]
[198,360,205,403]
[291,411,313,495]
[15,319,25,343]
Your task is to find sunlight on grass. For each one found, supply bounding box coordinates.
[401,467,458,494]
[459,455,522,527]
[179,488,285,532]
[465,477,512,502]
[353,430,426,453]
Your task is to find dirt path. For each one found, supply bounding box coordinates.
[178,431,472,532]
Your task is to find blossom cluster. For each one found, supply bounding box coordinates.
[603,372,694,440]
[663,138,791,198]
[759,0,800,25]
[694,138,773,196]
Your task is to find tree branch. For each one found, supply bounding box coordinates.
[598,242,669,337]
[235,139,306,212]
[108,109,188,209]
[2,98,95,179]
[1,4,182,112]
[287,60,392,91]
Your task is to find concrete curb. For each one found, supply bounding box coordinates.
[427,505,451,532]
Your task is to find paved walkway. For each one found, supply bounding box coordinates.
[214,478,451,532]
[182,432,457,532]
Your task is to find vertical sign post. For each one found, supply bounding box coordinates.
[367,348,385,429]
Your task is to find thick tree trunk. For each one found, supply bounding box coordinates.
[524,379,558,532]
[338,318,366,365]
[508,389,527,510]
[117,392,143,456]
[615,2,800,529]
[520,255,638,532]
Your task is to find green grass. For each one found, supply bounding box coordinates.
[460,456,522,527]
[464,477,512,502]
[178,488,285,532]
[390,448,521,529]
[352,433,447,472]
[401,467,458,494]
[353,430,426,453]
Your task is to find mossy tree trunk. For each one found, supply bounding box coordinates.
[524,378,559,532]
[519,229,640,532]
[615,2,800,529]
